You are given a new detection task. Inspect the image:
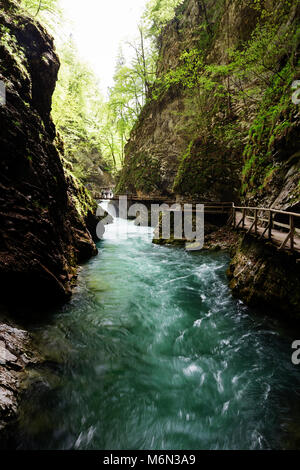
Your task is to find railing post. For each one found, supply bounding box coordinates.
[242,209,246,229]
[290,215,294,251]
[233,206,236,228]
[254,209,258,235]
[268,211,272,240]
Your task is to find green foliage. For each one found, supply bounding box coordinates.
[99,2,186,169]
[160,0,300,199]
[152,49,206,98]
[153,10,298,103]
[20,0,62,32]
[143,0,185,38]
[241,60,300,196]
[150,1,228,102]
[234,3,300,197]
[52,39,113,181]
[0,24,29,80]
[64,167,97,221]
[53,36,151,174]
[21,0,58,14]
[105,34,156,168]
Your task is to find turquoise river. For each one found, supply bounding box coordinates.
[13,207,300,450]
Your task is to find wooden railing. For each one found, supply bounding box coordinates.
[101,195,300,252]
[111,196,233,214]
[231,205,300,252]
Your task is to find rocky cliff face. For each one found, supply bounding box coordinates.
[0,318,43,436]
[0,0,100,307]
[117,0,300,319]
[228,235,300,321]
[117,0,253,199]
[117,0,299,209]
[0,0,104,434]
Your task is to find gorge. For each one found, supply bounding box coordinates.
[0,0,300,451]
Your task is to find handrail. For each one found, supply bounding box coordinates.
[234,206,300,218]
[103,196,299,252]
[231,204,300,252]
[114,196,234,205]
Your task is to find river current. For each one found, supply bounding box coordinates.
[15,205,300,449]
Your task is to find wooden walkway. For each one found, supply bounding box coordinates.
[104,195,300,255]
[231,206,300,254]
[107,196,233,215]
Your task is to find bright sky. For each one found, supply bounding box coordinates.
[60,0,147,96]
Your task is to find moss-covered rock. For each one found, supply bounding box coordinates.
[241,62,300,208]
[116,151,162,196]
[0,1,99,307]
[228,234,300,322]
[118,0,299,213]
[173,136,241,201]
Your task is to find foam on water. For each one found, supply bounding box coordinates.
[15,216,300,450]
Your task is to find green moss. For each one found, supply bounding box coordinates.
[173,127,241,198]
[0,24,30,82]
[116,152,161,194]
[64,167,97,220]
[173,140,194,193]
[241,60,300,197]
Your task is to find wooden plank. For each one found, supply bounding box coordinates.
[259,222,271,240]
[247,215,257,234]
[236,214,245,229]
[247,209,257,234]
[254,209,258,235]
[290,215,294,251]
[268,211,273,240]
[279,231,292,251]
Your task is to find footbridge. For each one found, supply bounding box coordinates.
[103,195,300,254]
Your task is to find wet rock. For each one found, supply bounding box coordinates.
[0,320,43,432]
[203,226,239,252]
[228,234,300,321]
[0,1,100,307]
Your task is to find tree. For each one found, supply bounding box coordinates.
[52,39,113,180]
[20,0,62,32]
[143,0,184,38]
[104,32,157,168]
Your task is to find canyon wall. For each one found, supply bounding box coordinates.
[0,0,107,433]
[117,0,299,210]
[0,0,100,308]
[117,0,300,319]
